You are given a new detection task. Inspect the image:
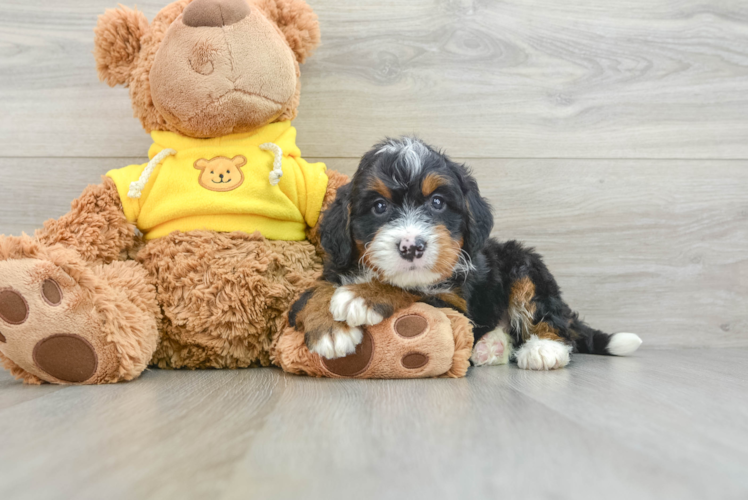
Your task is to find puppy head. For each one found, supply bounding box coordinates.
[320,137,493,289]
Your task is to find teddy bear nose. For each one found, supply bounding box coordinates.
[183,0,250,28]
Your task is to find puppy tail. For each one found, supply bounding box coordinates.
[570,318,642,356]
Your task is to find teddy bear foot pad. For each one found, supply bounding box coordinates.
[0,259,107,383]
[0,256,159,385]
[0,259,125,384]
[275,303,474,379]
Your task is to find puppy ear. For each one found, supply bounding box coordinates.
[253,0,321,63]
[94,6,149,87]
[450,161,493,255]
[319,183,355,272]
[465,187,493,255]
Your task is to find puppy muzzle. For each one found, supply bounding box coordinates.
[398,237,427,261]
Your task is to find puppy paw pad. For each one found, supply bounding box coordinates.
[471,342,491,365]
[471,329,509,367]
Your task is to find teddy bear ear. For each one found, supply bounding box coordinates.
[93,6,149,87]
[231,156,248,167]
[254,0,321,63]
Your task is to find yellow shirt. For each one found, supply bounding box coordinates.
[106,121,328,241]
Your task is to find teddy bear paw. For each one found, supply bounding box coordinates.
[320,305,455,378]
[0,258,118,384]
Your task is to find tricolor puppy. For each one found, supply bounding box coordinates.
[290,137,642,370]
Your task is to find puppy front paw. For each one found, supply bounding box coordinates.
[330,286,384,327]
[307,323,364,359]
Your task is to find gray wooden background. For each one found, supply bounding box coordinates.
[1,0,746,347]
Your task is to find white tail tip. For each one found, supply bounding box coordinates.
[607,333,643,356]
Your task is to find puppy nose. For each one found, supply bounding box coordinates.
[398,237,427,261]
[183,0,250,28]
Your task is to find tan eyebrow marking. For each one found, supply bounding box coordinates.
[421,173,449,197]
[369,177,392,199]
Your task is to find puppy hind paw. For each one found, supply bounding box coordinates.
[515,336,571,370]
[471,328,511,367]
[329,286,384,327]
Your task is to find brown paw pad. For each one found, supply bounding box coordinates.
[41,279,63,306]
[394,314,428,338]
[322,330,374,377]
[0,288,29,325]
[401,352,429,369]
[32,334,98,383]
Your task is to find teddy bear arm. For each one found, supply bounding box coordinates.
[35,177,138,264]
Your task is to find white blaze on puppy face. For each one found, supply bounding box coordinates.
[366,205,444,288]
[376,137,430,184]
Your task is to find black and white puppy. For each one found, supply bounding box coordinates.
[290,137,642,370]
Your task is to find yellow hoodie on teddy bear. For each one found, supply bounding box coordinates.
[106,121,328,241]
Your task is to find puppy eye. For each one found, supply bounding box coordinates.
[372,200,388,215]
[431,195,446,211]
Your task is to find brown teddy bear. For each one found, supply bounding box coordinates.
[0,0,472,384]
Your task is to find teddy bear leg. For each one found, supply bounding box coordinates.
[274,303,474,379]
[138,232,323,370]
[0,245,159,384]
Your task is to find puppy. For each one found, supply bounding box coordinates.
[290,137,642,370]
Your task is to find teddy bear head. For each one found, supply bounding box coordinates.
[93,0,320,139]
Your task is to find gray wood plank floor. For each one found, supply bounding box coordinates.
[1,348,747,500]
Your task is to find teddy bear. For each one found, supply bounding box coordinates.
[0,0,473,384]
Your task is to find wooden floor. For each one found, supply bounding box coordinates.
[0,348,746,500]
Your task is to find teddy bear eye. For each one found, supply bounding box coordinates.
[211,171,214,174]
[227,170,231,174]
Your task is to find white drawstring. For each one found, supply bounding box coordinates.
[128,143,282,197]
[128,148,177,199]
[259,142,284,186]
